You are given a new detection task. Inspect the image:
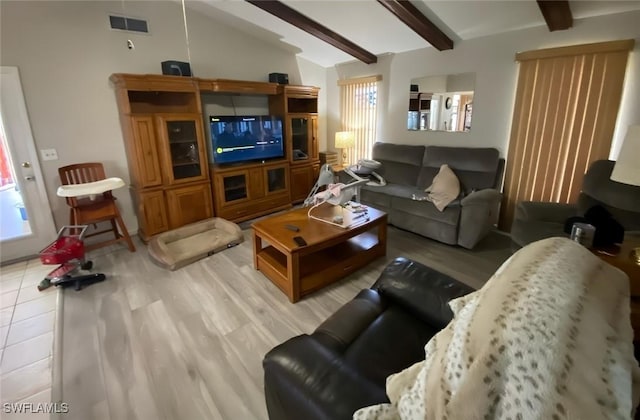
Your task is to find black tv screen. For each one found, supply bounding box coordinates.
[210,115,284,164]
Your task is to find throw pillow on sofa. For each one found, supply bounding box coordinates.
[425,164,460,211]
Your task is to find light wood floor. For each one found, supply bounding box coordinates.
[58,226,512,420]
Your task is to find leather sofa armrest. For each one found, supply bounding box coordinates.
[460,188,501,206]
[312,289,385,352]
[371,257,473,329]
[263,335,388,420]
[514,201,577,223]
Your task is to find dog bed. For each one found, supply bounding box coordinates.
[147,217,244,271]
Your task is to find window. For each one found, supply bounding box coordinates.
[338,75,381,164]
[500,39,633,230]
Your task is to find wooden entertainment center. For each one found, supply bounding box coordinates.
[110,73,320,241]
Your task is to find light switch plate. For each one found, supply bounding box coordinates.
[40,148,58,161]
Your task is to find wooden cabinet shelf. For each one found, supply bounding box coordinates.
[111,75,212,240]
[258,232,379,280]
[112,73,321,231]
[223,184,247,193]
[169,139,197,144]
[269,85,320,203]
[224,185,246,193]
[211,160,291,222]
[172,160,199,167]
[110,73,198,92]
[197,78,278,95]
[287,98,318,113]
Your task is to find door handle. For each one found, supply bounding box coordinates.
[24,175,35,181]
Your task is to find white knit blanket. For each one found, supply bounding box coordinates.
[354,237,640,420]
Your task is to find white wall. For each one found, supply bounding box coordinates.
[329,11,640,159]
[0,1,325,232]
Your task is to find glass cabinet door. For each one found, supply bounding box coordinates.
[159,116,206,184]
[222,173,248,202]
[290,116,310,161]
[266,166,286,194]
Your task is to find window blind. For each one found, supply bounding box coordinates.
[339,75,381,164]
[500,40,633,231]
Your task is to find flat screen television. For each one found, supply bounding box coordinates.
[210,115,284,164]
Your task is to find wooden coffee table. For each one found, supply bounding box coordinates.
[252,205,387,302]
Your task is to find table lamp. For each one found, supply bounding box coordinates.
[335,131,355,165]
[611,125,640,264]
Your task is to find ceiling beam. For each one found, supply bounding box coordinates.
[245,0,377,64]
[536,0,573,31]
[376,0,453,51]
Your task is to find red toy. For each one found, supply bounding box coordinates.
[38,225,105,291]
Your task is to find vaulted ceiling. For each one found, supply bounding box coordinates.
[189,0,640,67]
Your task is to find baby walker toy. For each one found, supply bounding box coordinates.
[37,225,106,291]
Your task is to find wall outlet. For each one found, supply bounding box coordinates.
[40,148,58,161]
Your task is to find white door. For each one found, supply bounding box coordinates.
[0,66,57,263]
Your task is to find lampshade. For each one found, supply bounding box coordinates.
[335,131,355,149]
[611,125,640,186]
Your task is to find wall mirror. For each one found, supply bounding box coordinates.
[407,72,475,132]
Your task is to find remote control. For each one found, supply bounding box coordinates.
[284,224,300,232]
[293,236,307,247]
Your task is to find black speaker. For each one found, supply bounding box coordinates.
[269,72,289,84]
[161,61,192,77]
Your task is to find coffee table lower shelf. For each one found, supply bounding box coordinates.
[256,231,385,302]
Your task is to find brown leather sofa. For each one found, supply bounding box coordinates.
[262,257,473,420]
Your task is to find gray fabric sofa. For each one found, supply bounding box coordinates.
[511,159,640,249]
[356,143,505,249]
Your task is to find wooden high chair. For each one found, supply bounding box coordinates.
[58,162,135,252]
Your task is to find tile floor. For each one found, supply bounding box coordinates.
[1,257,58,419]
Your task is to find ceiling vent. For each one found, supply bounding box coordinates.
[109,14,149,34]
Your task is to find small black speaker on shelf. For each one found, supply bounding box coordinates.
[269,72,289,84]
[161,61,192,77]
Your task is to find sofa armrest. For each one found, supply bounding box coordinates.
[263,335,388,420]
[457,189,502,249]
[510,201,578,249]
[460,188,501,206]
[313,289,385,352]
[371,257,473,329]
[514,201,577,223]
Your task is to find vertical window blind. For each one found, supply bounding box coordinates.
[500,39,633,231]
[338,75,381,164]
